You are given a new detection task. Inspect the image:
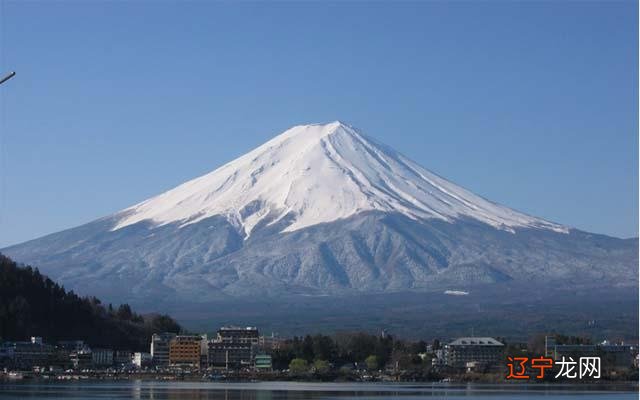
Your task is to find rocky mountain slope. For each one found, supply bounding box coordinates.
[3,122,636,305]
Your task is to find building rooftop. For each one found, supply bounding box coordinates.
[448,337,504,346]
[219,326,258,331]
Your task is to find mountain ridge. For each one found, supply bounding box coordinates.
[2,122,636,305]
[111,121,567,238]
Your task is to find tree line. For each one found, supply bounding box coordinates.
[0,253,181,351]
[270,332,442,379]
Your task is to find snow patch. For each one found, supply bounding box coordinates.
[112,121,569,237]
[444,290,470,296]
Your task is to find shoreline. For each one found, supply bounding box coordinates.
[2,373,638,386]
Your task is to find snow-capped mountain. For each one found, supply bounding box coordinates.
[114,121,565,235]
[2,122,636,305]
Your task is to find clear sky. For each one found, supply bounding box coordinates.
[0,1,637,247]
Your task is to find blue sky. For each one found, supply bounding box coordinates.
[0,1,637,247]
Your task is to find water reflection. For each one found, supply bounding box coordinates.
[108,381,640,400]
[0,381,637,400]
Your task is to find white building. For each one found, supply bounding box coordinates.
[133,352,152,368]
[151,332,176,366]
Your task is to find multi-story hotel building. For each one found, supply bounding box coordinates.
[150,332,176,367]
[208,326,259,368]
[444,337,504,368]
[169,335,203,368]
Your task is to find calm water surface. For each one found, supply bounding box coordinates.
[0,381,637,400]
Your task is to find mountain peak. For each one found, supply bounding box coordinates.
[12,123,637,307]
[300,120,351,130]
[112,122,568,236]
[325,120,353,131]
[271,121,355,144]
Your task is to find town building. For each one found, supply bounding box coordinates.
[150,332,176,367]
[133,352,152,368]
[208,326,259,369]
[0,337,55,369]
[216,326,260,345]
[254,354,272,371]
[58,340,87,353]
[70,350,93,369]
[169,335,202,369]
[92,348,114,367]
[114,350,132,366]
[431,349,447,367]
[258,333,282,351]
[199,334,209,368]
[208,342,252,368]
[545,337,636,370]
[444,337,504,369]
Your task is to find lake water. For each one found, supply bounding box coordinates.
[0,381,637,399]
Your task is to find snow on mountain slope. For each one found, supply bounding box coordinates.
[113,121,567,236]
[4,121,636,305]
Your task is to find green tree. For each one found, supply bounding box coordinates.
[289,358,309,374]
[301,335,314,361]
[117,304,133,320]
[313,359,330,374]
[145,314,181,334]
[365,355,378,370]
[0,253,182,351]
[409,340,427,354]
[420,353,433,366]
[312,335,337,361]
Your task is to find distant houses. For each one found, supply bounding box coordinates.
[545,336,636,371]
[0,337,55,369]
[0,326,281,372]
[0,330,636,378]
[149,326,278,371]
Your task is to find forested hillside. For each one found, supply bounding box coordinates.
[0,253,180,351]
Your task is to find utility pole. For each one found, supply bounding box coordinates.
[0,71,15,86]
